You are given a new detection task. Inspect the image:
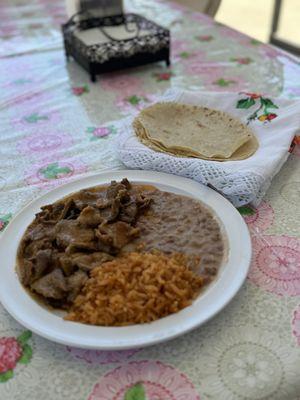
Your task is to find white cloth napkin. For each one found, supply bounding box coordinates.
[116,89,300,207]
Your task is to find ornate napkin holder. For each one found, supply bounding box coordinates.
[62,9,170,82]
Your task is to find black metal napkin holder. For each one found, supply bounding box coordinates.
[62,11,170,82]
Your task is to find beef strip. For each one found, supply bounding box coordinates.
[17,239,54,286]
[23,223,55,242]
[36,202,65,223]
[121,178,131,189]
[106,181,128,199]
[59,254,77,276]
[70,252,114,271]
[95,198,111,209]
[77,206,103,227]
[31,269,68,300]
[17,259,34,286]
[73,190,104,210]
[107,198,120,222]
[60,199,80,220]
[95,221,140,250]
[55,220,95,249]
[119,202,139,223]
[66,270,88,303]
[23,238,52,259]
[65,241,100,254]
[30,249,53,281]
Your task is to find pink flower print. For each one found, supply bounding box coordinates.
[240,91,262,99]
[231,57,253,65]
[292,305,300,346]
[66,347,140,365]
[25,157,87,189]
[17,132,73,155]
[153,70,174,82]
[91,127,110,138]
[88,360,200,400]
[72,85,89,96]
[239,202,274,233]
[100,75,142,96]
[0,338,22,373]
[0,330,32,383]
[0,213,12,232]
[248,235,300,296]
[86,125,117,140]
[195,34,214,42]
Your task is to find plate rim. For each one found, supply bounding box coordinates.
[0,170,251,349]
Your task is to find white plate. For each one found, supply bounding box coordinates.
[0,170,251,349]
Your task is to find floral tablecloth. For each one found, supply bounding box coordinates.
[0,0,300,399]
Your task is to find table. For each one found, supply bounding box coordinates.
[0,0,300,399]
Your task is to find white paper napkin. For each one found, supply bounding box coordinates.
[116,89,300,206]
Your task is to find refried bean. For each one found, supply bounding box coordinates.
[126,188,225,278]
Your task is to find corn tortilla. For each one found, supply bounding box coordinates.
[133,102,258,160]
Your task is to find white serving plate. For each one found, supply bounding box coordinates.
[0,170,251,349]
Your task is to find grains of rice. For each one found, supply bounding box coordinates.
[65,252,205,326]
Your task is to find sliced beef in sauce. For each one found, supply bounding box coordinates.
[17,179,152,310]
[77,206,103,228]
[31,269,68,300]
[17,259,35,286]
[69,252,114,271]
[55,220,95,249]
[66,270,88,303]
[95,221,140,251]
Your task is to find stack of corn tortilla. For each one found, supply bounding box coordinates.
[133,102,258,161]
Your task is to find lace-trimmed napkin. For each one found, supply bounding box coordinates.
[116,89,300,207]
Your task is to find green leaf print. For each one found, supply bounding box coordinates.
[0,370,14,383]
[236,98,255,109]
[86,127,96,133]
[24,113,49,123]
[260,98,279,109]
[40,163,72,180]
[214,78,235,87]
[124,383,146,400]
[179,51,191,59]
[128,95,141,105]
[18,344,33,365]
[250,38,261,45]
[17,330,32,346]
[238,206,256,216]
[13,78,32,84]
